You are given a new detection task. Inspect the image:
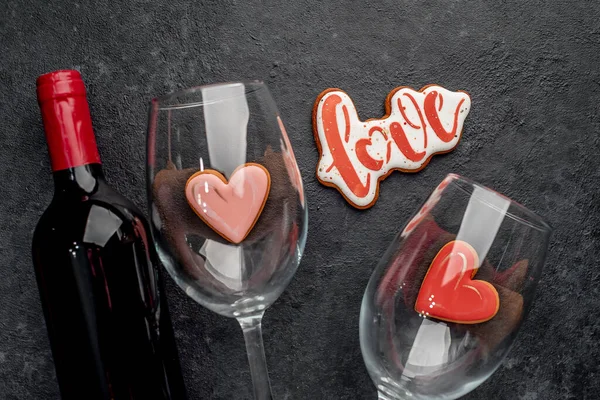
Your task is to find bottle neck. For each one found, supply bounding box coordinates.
[37,70,102,172]
[53,163,105,197]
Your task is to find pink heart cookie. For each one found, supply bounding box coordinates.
[185,163,271,244]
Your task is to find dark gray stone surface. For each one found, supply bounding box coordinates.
[0,0,598,399]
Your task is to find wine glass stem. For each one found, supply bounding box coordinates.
[378,392,393,400]
[238,312,273,400]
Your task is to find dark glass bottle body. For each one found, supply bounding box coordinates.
[32,164,187,400]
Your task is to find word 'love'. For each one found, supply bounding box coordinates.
[313,86,471,208]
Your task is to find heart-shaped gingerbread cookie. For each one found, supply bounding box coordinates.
[185,163,271,244]
[415,240,500,324]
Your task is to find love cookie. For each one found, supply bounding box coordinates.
[313,86,471,209]
[415,240,500,324]
[185,163,271,244]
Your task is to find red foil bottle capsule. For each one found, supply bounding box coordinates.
[37,70,101,171]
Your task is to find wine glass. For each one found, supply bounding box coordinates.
[146,81,307,399]
[360,174,552,400]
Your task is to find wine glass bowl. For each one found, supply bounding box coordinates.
[147,81,307,398]
[360,174,551,400]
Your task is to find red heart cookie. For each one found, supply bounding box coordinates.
[415,240,500,324]
[185,163,271,244]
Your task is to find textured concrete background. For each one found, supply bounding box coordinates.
[0,0,598,399]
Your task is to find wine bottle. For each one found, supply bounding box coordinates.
[31,70,188,400]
